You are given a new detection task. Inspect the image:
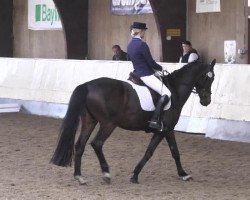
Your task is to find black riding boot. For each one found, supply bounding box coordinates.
[149,95,169,131]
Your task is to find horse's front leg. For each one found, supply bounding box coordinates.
[165,131,192,181]
[130,133,164,184]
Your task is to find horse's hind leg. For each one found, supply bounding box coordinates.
[165,131,192,181]
[74,111,97,185]
[90,123,115,184]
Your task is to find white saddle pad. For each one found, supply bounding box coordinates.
[127,80,171,111]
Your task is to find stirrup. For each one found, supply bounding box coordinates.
[148,121,163,132]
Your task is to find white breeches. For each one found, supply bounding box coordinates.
[140,75,171,96]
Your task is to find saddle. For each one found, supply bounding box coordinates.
[128,72,159,105]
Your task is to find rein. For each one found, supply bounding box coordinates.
[160,69,213,95]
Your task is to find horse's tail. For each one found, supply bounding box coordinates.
[50,84,88,167]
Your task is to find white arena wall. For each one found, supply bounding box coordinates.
[0,58,249,143]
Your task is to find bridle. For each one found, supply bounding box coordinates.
[192,71,214,95]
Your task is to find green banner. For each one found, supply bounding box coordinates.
[28,0,62,30]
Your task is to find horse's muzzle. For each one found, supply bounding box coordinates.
[198,91,211,106]
[200,98,211,106]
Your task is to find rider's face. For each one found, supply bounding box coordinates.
[140,30,146,38]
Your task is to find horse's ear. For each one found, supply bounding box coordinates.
[210,59,216,71]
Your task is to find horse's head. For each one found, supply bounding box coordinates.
[194,59,216,106]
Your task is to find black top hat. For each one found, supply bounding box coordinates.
[131,22,148,30]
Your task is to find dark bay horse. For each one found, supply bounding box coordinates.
[51,59,216,185]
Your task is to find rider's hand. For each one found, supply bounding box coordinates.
[155,70,163,77]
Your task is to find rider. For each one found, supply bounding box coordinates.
[127,22,171,131]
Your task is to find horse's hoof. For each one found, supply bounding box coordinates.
[130,177,139,184]
[102,172,111,184]
[74,176,88,185]
[181,174,193,181]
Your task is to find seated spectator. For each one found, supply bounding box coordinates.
[112,45,130,61]
[179,40,199,63]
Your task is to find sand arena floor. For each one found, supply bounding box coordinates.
[0,113,249,200]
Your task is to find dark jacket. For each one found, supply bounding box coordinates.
[180,49,199,63]
[127,38,162,77]
[112,51,129,61]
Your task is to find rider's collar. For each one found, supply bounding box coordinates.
[132,36,142,40]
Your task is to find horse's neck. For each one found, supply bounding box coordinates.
[168,73,197,107]
[176,85,194,107]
